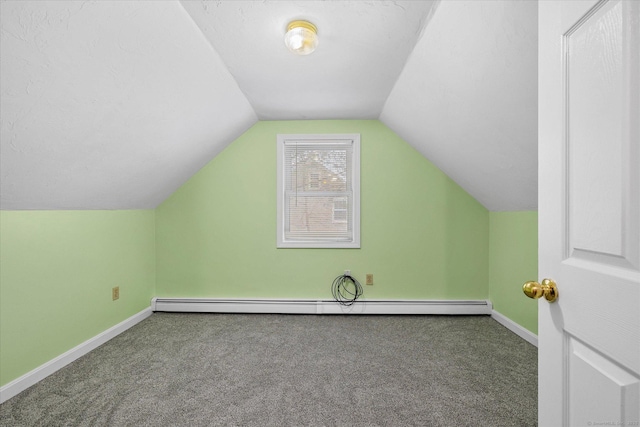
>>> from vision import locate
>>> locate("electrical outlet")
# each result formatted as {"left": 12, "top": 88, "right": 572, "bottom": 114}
{"left": 112, "top": 286, "right": 120, "bottom": 301}
{"left": 366, "top": 274, "right": 374, "bottom": 285}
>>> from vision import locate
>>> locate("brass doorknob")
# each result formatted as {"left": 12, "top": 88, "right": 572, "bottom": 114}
{"left": 523, "top": 279, "right": 558, "bottom": 302}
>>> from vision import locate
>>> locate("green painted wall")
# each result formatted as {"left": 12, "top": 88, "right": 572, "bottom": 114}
{"left": 156, "top": 120, "right": 489, "bottom": 300}
{"left": 489, "top": 211, "right": 538, "bottom": 334}
{"left": 0, "top": 121, "right": 538, "bottom": 390}
{"left": 0, "top": 210, "right": 155, "bottom": 386}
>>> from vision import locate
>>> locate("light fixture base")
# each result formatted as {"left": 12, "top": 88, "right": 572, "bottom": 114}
{"left": 287, "top": 20, "right": 317, "bottom": 34}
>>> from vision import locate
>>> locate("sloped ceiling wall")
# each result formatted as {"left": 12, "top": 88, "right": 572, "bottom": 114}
{"left": 381, "top": 0, "right": 538, "bottom": 211}
{"left": 0, "top": 0, "right": 537, "bottom": 211}
{"left": 0, "top": 1, "right": 257, "bottom": 209}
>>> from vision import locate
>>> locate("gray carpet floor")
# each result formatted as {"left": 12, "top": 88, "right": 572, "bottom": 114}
{"left": 0, "top": 313, "right": 537, "bottom": 426}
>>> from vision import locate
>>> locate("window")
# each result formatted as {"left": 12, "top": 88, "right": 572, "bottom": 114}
{"left": 332, "top": 197, "right": 348, "bottom": 223}
{"left": 277, "top": 134, "right": 360, "bottom": 248}
{"left": 308, "top": 172, "right": 320, "bottom": 189}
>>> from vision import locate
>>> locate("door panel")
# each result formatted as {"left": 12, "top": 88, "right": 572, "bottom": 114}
{"left": 539, "top": 0, "right": 640, "bottom": 426}
{"left": 566, "top": 0, "right": 640, "bottom": 269}
{"left": 568, "top": 337, "right": 640, "bottom": 426}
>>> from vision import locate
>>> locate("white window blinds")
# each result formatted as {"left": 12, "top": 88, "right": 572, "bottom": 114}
{"left": 277, "top": 134, "right": 360, "bottom": 248}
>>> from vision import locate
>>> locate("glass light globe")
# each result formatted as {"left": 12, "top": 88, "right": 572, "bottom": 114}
{"left": 284, "top": 21, "right": 318, "bottom": 55}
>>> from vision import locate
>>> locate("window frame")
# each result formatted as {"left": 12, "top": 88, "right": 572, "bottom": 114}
{"left": 276, "top": 133, "right": 360, "bottom": 248}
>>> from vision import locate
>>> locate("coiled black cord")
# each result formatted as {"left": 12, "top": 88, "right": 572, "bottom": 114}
{"left": 331, "top": 274, "right": 363, "bottom": 306}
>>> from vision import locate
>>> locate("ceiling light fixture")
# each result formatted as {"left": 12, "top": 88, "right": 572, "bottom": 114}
{"left": 284, "top": 20, "right": 318, "bottom": 55}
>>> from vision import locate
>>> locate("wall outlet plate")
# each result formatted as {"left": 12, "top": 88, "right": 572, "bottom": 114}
{"left": 366, "top": 274, "right": 374, "bottom": 285}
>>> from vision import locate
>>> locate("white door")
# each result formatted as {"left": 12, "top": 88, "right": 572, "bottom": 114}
{"left": 538, "top": 0, "right": 640, "bottom": 426}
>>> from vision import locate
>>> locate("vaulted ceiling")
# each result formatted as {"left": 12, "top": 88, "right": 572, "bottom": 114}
{"left": 0, "top": 0, "right": 537, "bottom": 211}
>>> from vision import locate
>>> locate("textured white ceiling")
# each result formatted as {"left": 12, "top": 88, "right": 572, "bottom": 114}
{"left": 381, "top": 0, "right": 538, "bottom": 211}
{"left": 0, "top": 0, "right": 257, "bottom": 209}
{"left": 180, "top": 0, "right": 437, "bottom": 120}
{"left": 1, "top": 0, "right": 538, "bottom": 211}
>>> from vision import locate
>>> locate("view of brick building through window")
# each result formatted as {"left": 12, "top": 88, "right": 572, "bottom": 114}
{"left": 286, "top": 148, "right": 351, "bottom": 239}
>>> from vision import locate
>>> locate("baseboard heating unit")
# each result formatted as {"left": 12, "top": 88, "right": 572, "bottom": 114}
{"left": 151, "top": 298, "right": 492, "bottom": 315}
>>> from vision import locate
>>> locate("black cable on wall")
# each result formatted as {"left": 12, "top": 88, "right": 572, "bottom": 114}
{"left": 331, "top": 273, "right": 363, "bottom": 306}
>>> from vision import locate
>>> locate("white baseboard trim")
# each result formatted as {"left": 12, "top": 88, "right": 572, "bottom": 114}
{"left": 491, "top": 310, "right": 538, "bottom": 347}
{"left": 0, "top": 307, "right": 152, "bottom": 404}
{"left": 151, "top": 298, "right": 493, "bottom": 315}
